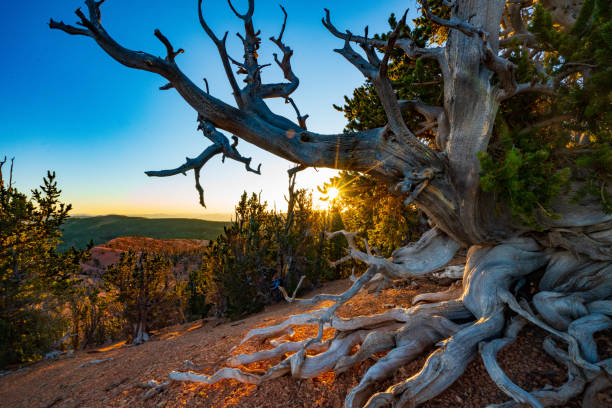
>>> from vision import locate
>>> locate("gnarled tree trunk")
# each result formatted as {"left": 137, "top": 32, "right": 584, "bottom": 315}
{"left": 51, "top": 0, "right": 610, "bottom": 406}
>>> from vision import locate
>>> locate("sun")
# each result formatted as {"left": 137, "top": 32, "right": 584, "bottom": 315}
{"left": 327, "top": 187, "right": 340, "bottom": 201}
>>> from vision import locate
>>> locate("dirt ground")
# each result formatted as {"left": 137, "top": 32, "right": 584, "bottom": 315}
{"left": 1, "top": 278, "right": 610, "bottom": 408}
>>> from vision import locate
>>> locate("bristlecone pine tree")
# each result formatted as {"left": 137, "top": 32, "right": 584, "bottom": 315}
{"left": 50, "top": 1, "right": 611, "bottom": 406}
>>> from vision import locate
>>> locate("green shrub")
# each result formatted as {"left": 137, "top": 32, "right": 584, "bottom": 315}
{"left": 195, "top": 184, "right": 342, "bottom": 320}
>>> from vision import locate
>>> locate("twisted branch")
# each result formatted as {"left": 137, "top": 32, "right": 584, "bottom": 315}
{"left": 198, "top": 0, "right": 242, "bottom": 105}
{"left": 145, "top": 116, "right": 261, "bottom": 207}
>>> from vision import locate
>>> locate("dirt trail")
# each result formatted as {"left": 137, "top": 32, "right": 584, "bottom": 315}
{"left": 0, "top": 279, "right": 607, "bottom": 408}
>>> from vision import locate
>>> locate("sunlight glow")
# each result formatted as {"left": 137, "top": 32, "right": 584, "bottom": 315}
{"left": 327, "top": 187, "right": 340, "bottom": 201}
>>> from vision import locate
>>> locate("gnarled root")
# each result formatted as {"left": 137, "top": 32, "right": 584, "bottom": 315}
{"left": 487, "top": 337, "right": 587, "bottom": 407}
{"left": 167, "top": 230, "right": 612, "bottom": 408}
{"left": 412, "top": 280, "right": 463, "bottom": 305}
{"left": 170, "top": 298, "right": 471, "bottom": 388}
{"left": 532, "top": 291, "right": 588, "bottom": 331}
{"left": 364, "top": 311, "right": 506, "bottom": 408}
{"left": 568, "top": 314, "right": 612, "bottom": 364}
{"left": 326, "top": 227, "right": 461, "bottom": 280}
{"left": 342, "top": 315, "right": 466, "bottom": 408}
{"left": 582, "top": 375, "right": 612, "bottom": 408}
{"left": 479, "top": 316, "right": 543, "bottom": 407}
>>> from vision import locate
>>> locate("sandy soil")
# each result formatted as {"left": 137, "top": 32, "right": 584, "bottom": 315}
{"left": 0, "top": 279, "right": 609, "bottom": 408}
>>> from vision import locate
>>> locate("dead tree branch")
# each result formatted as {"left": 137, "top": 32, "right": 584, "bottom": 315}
{"left": 50, "top": 0, "right": 453, "bottom": 211}
{"left": 145, "top": 116, "right": 261, "bottom": 207}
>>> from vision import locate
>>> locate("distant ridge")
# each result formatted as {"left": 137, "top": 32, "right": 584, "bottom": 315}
{"left": 59, "top": 214, "right": 229, "bottom": 251}
{"left": 70, "top": 212, "right": 232, "bottom": 222}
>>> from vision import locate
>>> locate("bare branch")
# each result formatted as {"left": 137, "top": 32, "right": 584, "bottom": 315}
{"left": 279, "top": 267, "right": 378, "bottom": 306}
{"left": 503, "top": 82, "right": 555, "bottom": 100}
{"left": 322, "top": 8, "right": 443, "bottom": 60}
{"left": 322, "top": 8, "right": 451, "bottom": 152}
{"left": 48, "top": 19, "right": 91, "bottom": 36}
{"left": 325, "top": 230, "right": 402, "bottom": 279}
{"left": 499, "top": 2, "right": 538, "bottom": 49}
{"left": 79, "top": 357, "right": 113, "bottom": 368}
{"left": 330, "top": 23, "right": 416, "bottom": 143}
{"left": 325, "top": 227, "right": 460, "bottom": 281}
{"left": 137, "top": 379, "right": 170, "bottom": 400}
{"left": 277, "top": 274, "right": 306, "bottom": 302}
{"left": 286, "top": 97, "right": 308, "bottom": 129}
{"left": 259, "top": 6, "right": 300, "bottom": 100}
{"left": 197, "top": 118, "right": 262, "bottom": 174}
{"left": 333, "top": 35, "right": 378, "bottom": 81}
{"left": 380, "top": 10, "right": 407, "bottom": 78}
{"left": 50, "top": 0, "right": 452, "bottom": 216}
{"left": 415, "top": 122, "right": 436, "bottom": 136}
{"left": 398, "top": 100, "right": 444, "bottom": 123}
{"left": 483, "top": 48, "right": 518, "bottom": 99}
{"left": 145, "top": 116, "right": 261, "bottom": 207}
{"left": 227, "top": 0, "right": 254, "bottom": 20}
{"left": 274, "top": 4, "right": 287, "bottom": 42}
{"left": 0, "top": 156, "right": 6, "bottom": 187}
{"left": 553, "top": 62, "right": 596, "bottom": 87}
{"left": 224, "top": 0, "right": 266, "bottom": 93}
{"left": 519, "top": 115, "right": 571, "bottom": 134}
{"left": 198, "top": 0, "right": 242, "bottom": 105}
{"left": 144, "top": 145, "right": 222, "bottom": 179}
{"left": 499, "top": 32, "right": 538, "bottom": 48}
{"left": 50, "top": 1, "right": 181, "bottom": 85}
{"left": 145, "top": 144, "right": 222, "bottom": 207}
{"left": 153, "top": 29, "right": 183, "bottom": 62}
{"left": 287, "top": 163, "right": 307, "bottom": 177}
{"left": 420, "top": 0, "right": 486, "bottom": 39}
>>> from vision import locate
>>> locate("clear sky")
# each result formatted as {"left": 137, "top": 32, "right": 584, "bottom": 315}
{"left": 0, "top": 0, "right": 416, "bottom": 220}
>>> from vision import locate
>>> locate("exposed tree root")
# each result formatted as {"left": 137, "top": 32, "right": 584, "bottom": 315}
{"left": 137, "top": 379, "right": 170, "bottom": 400}
{"left": 326, "top": 228, "right": 461, "bottom": 280}
{"left": 488, "top": 337, "right": 587, "bottom": 407}
{"left": 78, "top": 357, "right": 113, "bottom": 368}
{"left": 364, "top": 311, "right": 506, "bottom": 408}
{"left": 587, "top": 300, "right": 612, "bottom": 316}
{"left": 532, "top": 291, "right": 588, "bottom": 331}
{"left": 479, "top": 317, "right": 542, "bottom": 407}
{"left": 167, "top": 231, "right": 612, "bottom": 407}
{"left": 568, "top": 314, "right": 612, "bottom": 364}
{"left": 343, "top": 315, "right": 467, "bottom": 408}
{"left": 237, "top": 309, "right": 326, "bottom": 345}
{"left": 582, "top": 375, "right": 612, "bottom": 408}
{"left": 412, "top": 280, "right": 463, "bottom": 305}
{"left": 432, "top": 264, "right": 465, "bottom": 281}
{"left": 226, "top": 338, "right": 331, "bottom": 368}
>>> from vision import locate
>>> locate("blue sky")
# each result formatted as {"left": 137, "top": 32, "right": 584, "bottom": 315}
{"left": 0, "top": 0, "right": 417, "bottom": 219}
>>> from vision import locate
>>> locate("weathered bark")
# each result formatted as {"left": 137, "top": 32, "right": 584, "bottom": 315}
{"left": 49, "top": 0, "right": 609, "bottom": 245}
{"left": 50, "top": 0, "right": 611, "bottom": 407}
{"left": 168, "top": 232, "right": 610, "bottom": 407}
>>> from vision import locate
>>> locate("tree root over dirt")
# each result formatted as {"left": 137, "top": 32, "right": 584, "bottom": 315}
{"left": 168, "top": 228, "right": 612, "bottom": 407}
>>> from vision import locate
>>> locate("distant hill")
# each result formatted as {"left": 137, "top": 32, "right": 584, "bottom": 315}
{"left": 80, "top": 236, "right": 210, "bottom": 277}
{"left": 59, "top": 215, "right": 229, "bottom": 251}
